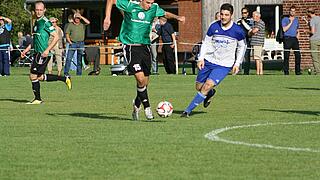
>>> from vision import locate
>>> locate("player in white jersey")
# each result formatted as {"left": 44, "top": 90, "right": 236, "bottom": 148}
{"left": 181, "top": 3, "right": 246, "bottom": 117}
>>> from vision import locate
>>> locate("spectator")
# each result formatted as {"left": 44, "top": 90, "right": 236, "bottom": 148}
{"left": 150, "top": 17, "right": 160, "bottom": 74}
{"left": 250, "top": 11, "right": 265, "bottom": 75}
{"left": 64, "top": 14, "right": 77, "bottom": 71}
{"left": 0, "top": 16, "right": 12, "bottom": 76}
{"left": 237, "top": 7, "right": 253, "bottom": 75}
{"left": 48, "top": 17, "right": 64, "bottom": 76}
{"left": 18, "top": 32, "right": 26, "bottom": 48}
{"left": 23, "top": 33, "right": 33, "bottom": 49}
{"left": 159, "top": 17, "right": 176, "bottom": 74}
{"left": 282, "top": 5, "right": 302, "bottom": 75}
{"left": 64, "top": 12, "right": 90, "bottom": 76}
{"left": 306, "top": 8, "right": 320, "bottom": 75}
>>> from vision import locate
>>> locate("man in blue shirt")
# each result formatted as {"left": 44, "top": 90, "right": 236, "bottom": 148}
{"left": 282, "top": 5, "right": 302, "bottom": 75}
{"left": 0, "top": 16, "right": 12, "bottom": 76}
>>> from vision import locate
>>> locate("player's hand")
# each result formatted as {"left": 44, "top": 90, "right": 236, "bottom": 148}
{"left": 177, "top": 16, "right": 185, "bottom": 24}
{"left": 20, "top": 51, "right": 26, "bottom": 58}
{"left": 197, "top": 59, "right": 204, "bottom": 70}
{"left": 232, "top": 65, "right": 240, "bottom": 75}
{"left": 42, "top": 50, "right": 49, "bottom": 57}
{"left": 103, "top": 16, "right": 111, "bottom": 31}
{"left": 170, "top": 44, "right": 174, "bottom": 49}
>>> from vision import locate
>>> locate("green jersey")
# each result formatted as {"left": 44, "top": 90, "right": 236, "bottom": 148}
{"left": 116, "top": 0, "right": 165, "bottom": 45}
{"left": 33, "top": 16, "right": 55, "bottom": 53}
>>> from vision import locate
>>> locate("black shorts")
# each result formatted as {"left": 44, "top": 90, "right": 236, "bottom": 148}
{"left": 124, "top": 45, "right": 152, "bottom": 76}
{"left": 30, "top": 53, "right": 51, "bottom": 75}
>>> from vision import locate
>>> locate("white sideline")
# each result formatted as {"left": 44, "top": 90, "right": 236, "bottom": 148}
{"left": 204, "top": 121, "right": 320, "bottom": 153}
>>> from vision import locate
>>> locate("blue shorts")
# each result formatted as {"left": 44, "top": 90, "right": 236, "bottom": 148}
{"left": 196, "top": 60, "right": 231, "bottom": 86}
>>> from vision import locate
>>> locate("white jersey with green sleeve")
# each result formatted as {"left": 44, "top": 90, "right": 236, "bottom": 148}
{"left": 116, "top": 0, "right": 165, "bottom": 45}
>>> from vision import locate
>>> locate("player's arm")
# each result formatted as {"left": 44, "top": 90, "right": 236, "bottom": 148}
{"left": 104, "top": 0, "right": 117, "bottom": 30}
{"left": 197, "top": 35, "right": 211, "bottom": 70}
{"left": 21, "top": 44, "right": 32, "bottom": 58}
{"left": 232, "top": 39, "right": 247, "bottom": 75}
{"left": 43, "top": 31, "right": 58, "bottom": 57}
{"left": 164, "top": 12, "right": 185, "bottom": 23}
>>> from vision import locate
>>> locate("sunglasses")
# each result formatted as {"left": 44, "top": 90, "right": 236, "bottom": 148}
{"left": 242, "top": 12, "right": 248, "bottom": 14}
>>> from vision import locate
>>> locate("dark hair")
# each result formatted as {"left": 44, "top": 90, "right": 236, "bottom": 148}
{"left": 289, "top": 5, "right": 296, "bottom": 10}
{"left": 307, "top": 8, "right": 315, "bottom": 14}
{"left": 241, "top": 7, "right": 249, "bottom": 12}
{"left": 35, "top": 1, "right": 46, "bottom": 8}
{"left": 220, "top": 3, "right": 234, "bottom": 15}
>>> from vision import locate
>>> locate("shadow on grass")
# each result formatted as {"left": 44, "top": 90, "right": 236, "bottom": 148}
{"left": 0, "top": 98, "right": 29, "bottom": 103}
{"left": 47, "top": 112, "right": 166, "bottom": 122}
{"left": 260, "top": 109, "right": 320, "bottom": 116}
{"left": 287, "top": 87, "right": 320, "bottom": 91}
{"left": 173, "top": 110, "right": 206, "bottom": 116}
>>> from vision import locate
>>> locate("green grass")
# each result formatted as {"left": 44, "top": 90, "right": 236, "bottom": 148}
{"left": 0, "top": 66, "right": 320, "bottom": 179}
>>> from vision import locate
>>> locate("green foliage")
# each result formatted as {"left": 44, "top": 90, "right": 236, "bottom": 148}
{"left": 0, "top": 0, "right": 62, "bottom": 45}
{"left": 1, "top": 66, "right": 320, "bottom": 179}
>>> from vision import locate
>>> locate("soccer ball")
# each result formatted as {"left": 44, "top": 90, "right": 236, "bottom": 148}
{"left": 156, "top": 101, "right": 173, "bottom": 118}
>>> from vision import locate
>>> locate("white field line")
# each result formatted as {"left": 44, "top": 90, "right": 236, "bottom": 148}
{"left": 204, "top": 121, "right": 320, "bottom": 153}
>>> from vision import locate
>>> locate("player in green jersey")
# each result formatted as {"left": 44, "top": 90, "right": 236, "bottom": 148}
{"left": 104, "top": 0, "right": 185, "bottom": 120}
{"left": 21, "top": 0, "right": 72, "bottom": 105}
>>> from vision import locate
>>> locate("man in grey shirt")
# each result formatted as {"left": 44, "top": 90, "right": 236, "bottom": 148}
{"left": 250, "top": 11, "right": 265, "bottom": 75}
{"left": 306, "top": 8, "right": 320, "bottom": 75}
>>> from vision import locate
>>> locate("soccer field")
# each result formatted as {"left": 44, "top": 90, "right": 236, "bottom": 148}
{"left": 1, "top": 66, "right": 320, "bottom": 179}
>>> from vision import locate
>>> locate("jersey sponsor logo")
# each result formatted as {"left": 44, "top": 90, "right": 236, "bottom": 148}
{"left": 133, "top": 64, "right": 141, "bottom": 71}
{"left": 138, "top": 12, "right": 145, "bottom": 20}
{"left": 131, "top": 18, "right": 150, "bottom": 24}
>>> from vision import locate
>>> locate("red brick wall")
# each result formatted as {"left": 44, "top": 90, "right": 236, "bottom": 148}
{"left": 178, "top": 1, "right": 202, "bottom": 52}
{"left": 283, "top": 0, "right": 320, "bottom": 70}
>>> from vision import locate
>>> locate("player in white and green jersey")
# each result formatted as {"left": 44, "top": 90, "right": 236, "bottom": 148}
{"left": 21, "top": 1, "right": 72, "bottom": 105}
{"left": 104, "top": 0, "right": 185, "bottom": 120}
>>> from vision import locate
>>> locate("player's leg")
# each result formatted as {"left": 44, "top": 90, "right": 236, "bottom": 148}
{"left": 182, "top": 63, "right": 230, "bottom": 117}
{"left": 181, "top": 62, "right": 211, "bottom": 117}
{"left": 182, "top": 81, "right": 214, "bottom": 117}
{"left": 26, "top": 73, "right": 43, "bottom": 104}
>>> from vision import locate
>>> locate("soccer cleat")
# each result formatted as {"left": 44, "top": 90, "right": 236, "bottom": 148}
{"left": 65, "top": 76, "right": 72, "bottom": 90}
{"left": 144, "top": 107, "right": 154, "bottom": 120}
{"left": 132, "top": 100, "right": 141, "bottom": 121}
{"left": 26, "top": 99, "right": 43, "bottom": 105}
{"left": 180, "top": 111, "right": 190, "bottom": 118}
{"left": 203, "top": 89, "right": 216, "bottom": 108}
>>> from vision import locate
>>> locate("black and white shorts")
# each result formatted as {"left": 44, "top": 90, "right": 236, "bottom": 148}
{"left": 30, "top": 52, "right": 51, "bottom": 75}
{"left": 124, "top": 45, "right": 152, "bottom": 76}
